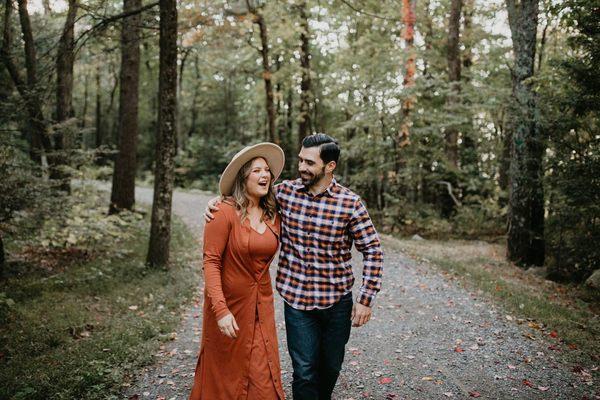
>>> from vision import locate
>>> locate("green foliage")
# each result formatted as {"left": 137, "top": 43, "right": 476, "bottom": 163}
{"left": 0, "top": 203, "right": 199, "bottom": 400}
{"left": 540, "top": 0, "right": 600, "bottom": 282}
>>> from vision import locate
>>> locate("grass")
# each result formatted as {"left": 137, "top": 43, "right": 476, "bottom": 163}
{"left": 384, "top": 236, "right": 600, "bottom": 363}
{"left": 0, "top": 207, "right": 200, "bottom": 400}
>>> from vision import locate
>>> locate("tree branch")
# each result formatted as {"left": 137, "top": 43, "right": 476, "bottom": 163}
{"left": 436, "top": 180, "right": 462, "bottom": 207}
{"left": 337, "top": 0, "right": 397, "bottom": 21}
{"left": 74, "top": 1, "right": 159, "bottom": 49}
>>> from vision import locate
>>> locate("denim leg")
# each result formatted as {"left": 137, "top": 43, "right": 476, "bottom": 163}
{"left": 284, "top": 302, "right": 321, "bottom": 400}
{"left": 317, "top": 293, "right": 353, "bottom": 400}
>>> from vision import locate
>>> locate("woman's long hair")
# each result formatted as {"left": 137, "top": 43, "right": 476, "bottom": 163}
{"left": 225, "top": 157, "right": 277, "bottom": 223}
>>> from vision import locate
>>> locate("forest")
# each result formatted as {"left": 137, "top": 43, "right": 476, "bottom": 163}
{"left": 0, "top": 0, "right": 598, "bottom": 398}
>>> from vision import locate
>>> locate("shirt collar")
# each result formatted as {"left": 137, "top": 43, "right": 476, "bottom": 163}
{"left": 295, "top": 177, "right": 338, "bottom": 198}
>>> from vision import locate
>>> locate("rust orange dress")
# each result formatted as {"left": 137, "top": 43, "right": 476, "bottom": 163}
{"left": 189, "top": 202, "right": 285, "bottom": 400}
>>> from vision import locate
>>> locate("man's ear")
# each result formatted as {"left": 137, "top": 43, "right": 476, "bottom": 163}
{"left": 326, "top": 161, "right": 337, "bottom": 173}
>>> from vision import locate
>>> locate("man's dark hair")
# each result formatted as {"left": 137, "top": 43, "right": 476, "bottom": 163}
{"left": 302, "top": 133, "right": 340, "bottom": 164}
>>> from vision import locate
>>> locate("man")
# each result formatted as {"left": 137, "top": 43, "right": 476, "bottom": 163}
{"left": 205, "top": 134, "right": 383, "bottom": 399}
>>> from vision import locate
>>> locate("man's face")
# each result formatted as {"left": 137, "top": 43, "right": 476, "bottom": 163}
{"left": 298, "top": 146, "right": 326, "bottom": 188}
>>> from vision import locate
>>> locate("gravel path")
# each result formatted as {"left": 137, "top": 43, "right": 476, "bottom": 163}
{"left": 94, "top": 183, "right": 597, "bottom": 400}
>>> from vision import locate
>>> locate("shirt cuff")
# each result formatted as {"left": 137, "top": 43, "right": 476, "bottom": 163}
{"left": 357, "top": 290, "right": 376, "bottom": 307}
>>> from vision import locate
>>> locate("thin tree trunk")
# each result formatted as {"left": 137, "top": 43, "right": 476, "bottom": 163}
{"left": 110, "top": 0, "right": 141, "bottom": 214}
{"left": 254, "top": 12, "right": 278, "bottom": 144}
{"left": 80, "top": 73, "right": 89, "bottom": 129}
{"left": 2, "top": 0, "right": 52, "bottom": 165}
{"left": 56, "top": 0, "right": 77, "bottom": 122}
{"left": 177, "top": 47, "right": 190, "bottom": 150}
{"left": 297, "top": 1, "right": 312, "bottom": 146}
{"left": 0, "top": 233, "right": 5, "bottom": 278}
{"left": 147, "top": 0, "right": 178, "bottom": 268}
{"left": 54, "top": 0, "right": 77, "bottom": 191}
{"left": 95, "top": 65, "right": 103, "bottom": 148}
{"left": 445, "top": 0, "right": 462, "bottom": 167}
{"left": 459, "top": 0, "right": 478, "bottom": 173}
{"left": 187, "top": 53, "right": 199, "bottom": 137}
{"left": 506, "top": 0, "right": 544, "bottom": 266}
{"left": 42, "top": 0, "right": 51, "bottom": 15}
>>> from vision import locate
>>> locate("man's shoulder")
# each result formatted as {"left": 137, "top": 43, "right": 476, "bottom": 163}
{"left": 276, "top": 178, "right": 302, "bottom": 193}
{"left": 333, "top": 180, "right": 361, "bottom": 203}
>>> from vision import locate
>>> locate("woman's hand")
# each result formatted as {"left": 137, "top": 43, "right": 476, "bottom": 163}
{"left": 217, "top": 313, "right": 239, "bottom": 338}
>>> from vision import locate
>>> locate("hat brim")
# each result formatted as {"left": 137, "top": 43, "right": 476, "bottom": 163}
{"left": 219, "top": 143, "right": 285, "bottom": 196}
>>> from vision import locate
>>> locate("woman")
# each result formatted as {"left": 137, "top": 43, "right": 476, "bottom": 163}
{"left": 189, "top": 143, "right": 286, "bottom": 400}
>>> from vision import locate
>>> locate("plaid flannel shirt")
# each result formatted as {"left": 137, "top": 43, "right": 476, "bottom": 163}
{"left": 274, "top": 178, "right": 383, "bottom": 310}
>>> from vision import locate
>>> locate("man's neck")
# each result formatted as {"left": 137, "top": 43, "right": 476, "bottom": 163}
{"left": 308, "top": 175, "right": 333, "bottom": 196}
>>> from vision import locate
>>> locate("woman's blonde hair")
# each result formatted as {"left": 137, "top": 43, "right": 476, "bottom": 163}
{"left": 224, "top": 157, "right": 277, "bottom": 223}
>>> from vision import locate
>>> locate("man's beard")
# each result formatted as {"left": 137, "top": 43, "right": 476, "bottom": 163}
{"left": 300, "top": 166, "right": 326, "bottom": 188}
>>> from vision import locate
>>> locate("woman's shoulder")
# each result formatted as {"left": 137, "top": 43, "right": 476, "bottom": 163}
{"left": 217, "top": 198, "right": 239, "bottom": 220}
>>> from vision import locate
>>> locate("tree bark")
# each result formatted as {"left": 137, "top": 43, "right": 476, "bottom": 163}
{"left": 0, "top": 233, "right": 5, "bottom": 278}
{"left": 397, "top": 0, "right": 416, "bottom": 152}
{"left": 80, "top": 73, "right": 89, "bottom": 129}
{"left": 95, "top": 64, "right": 103, "bottom": 148}
{"left": 53, "top": 0, "right": 77, "bottom": 191}
{"left": 56, "top": 0, "right": 77, "bottom": 122}
{"left": 110, "top": 0, "right": 141, "bottom": 214}
{"left": 254, "top": 12, "right": 278, "bottom": 144}
{"left": 297, "top": 1, "right": 312, "bottom": 146}
{"left": 1, "top": 0, "right": 52, "bottom": 165}
{"left": 445, "top": 0, "right": 462, "bottom": 167}
{"left": 459, "top": 0, "right": 478, "bottom": 173}
{"left": 505, "top": 0, "right": 544, "bottom": 266}
{"left": 147, "top": 0, "right": 177, "bottom": 268}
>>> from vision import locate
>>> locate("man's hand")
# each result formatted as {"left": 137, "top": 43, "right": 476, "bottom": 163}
{"left": 351, "top": 303, "right": 372, "bottom": 327}
{"left": 217, "top": 313, "right": 239, "bottom": 338}
{"left": 204, "top": 197, "right": 221, "bottom": 222}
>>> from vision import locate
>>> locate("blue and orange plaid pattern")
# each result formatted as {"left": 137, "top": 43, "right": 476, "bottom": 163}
{"left": 274, "top": 178, "right": 384, "bottom": 310}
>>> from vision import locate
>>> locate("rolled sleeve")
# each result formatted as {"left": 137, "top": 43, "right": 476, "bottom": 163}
{"left": 349, "top": 198, "right": 384, "bottom": 307}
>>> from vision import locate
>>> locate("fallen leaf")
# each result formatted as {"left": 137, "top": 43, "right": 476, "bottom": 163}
{"left": 454, "top": 346, "right": 465, "bottom": 353}
{"left": 379, "top": 377, "right": 393, "bottom": 384}
{"left": 507, "top": 365, "right": 517, "bottom": 370}
{"left": 443, "top": 392, "right": 454, "bottom": 397}
{"left": 522, "top": 379, "right": 534, "bottom": 387}
{"left": 469, "top": 391, "right": 481, "bottom": 397}
{"left": 549, "top": 330, "right": 558, "bottom": 338}
{"left": 128, "top": 305, "right": 138, "bottom": 310}
{"left": 538, "top": 386, "right": 549, "bottom": 391}
{"left": 421, "top": 376, "right": 434, "bottom": 381}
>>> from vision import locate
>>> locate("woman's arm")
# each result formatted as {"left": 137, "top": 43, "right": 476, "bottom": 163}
{"left": 202, "top": 207, "right": 232, "bottom": 321}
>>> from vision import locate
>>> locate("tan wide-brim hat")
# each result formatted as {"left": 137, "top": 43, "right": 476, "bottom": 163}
{"left": 219, "top": 142, "right": 285, "bottom": 196}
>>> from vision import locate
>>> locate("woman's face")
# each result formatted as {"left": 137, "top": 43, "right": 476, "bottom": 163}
{"left": 245, "top": 157, "right": 272, "bottom": 199}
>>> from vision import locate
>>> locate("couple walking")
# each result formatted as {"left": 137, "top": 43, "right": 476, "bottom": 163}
{"left": 189, "top": 134, "right": 384, "bottom": 399}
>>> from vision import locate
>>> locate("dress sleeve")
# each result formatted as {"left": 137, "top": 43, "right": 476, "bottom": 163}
{"left": 202, "top": 206, "right": 233, "bottom": 320}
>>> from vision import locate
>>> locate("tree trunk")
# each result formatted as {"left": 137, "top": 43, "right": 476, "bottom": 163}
{"left": 459, "top": 0, "right": 478, "bottom": 173}
{"left": 147, "top": 0, "right": 178, "bottom": 268}
{"left": 397, "top": 0, "right": 416, "bottom": 152}
{"left": 0, "top": 233, "right": 5, "bottom": 278}
{"left": 110, "top": 0, "right": 141, "bottom": 214}
{"left": 297, "top": 1, "right": 312, "bottom": 146}
{"left": 95, "top": 65, "right": 103, "bottom": 148}
{"left": 254, "top": 12, "right": 278, "bottom": 144}
{"left": 445, "top": 0, "right": 462, "bottom": 167}
{"left": 56, "top": 0, "right": 77, "bottom": 122}
{"left": 505, "top": 0, "right": 544, "bottom": 267}
{"left": 2, "top": 0, "right": 52, "bottom": 165}
{"left": 53, "top": 0, "right": 77, "bottom": 192}
{"left": 80, "top": 73, "right": 89, "bottom": 129}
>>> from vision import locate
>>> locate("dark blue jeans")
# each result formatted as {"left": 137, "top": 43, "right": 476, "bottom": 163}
{"left": 284, "top": 292, "right": 353, "bottom": 400}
